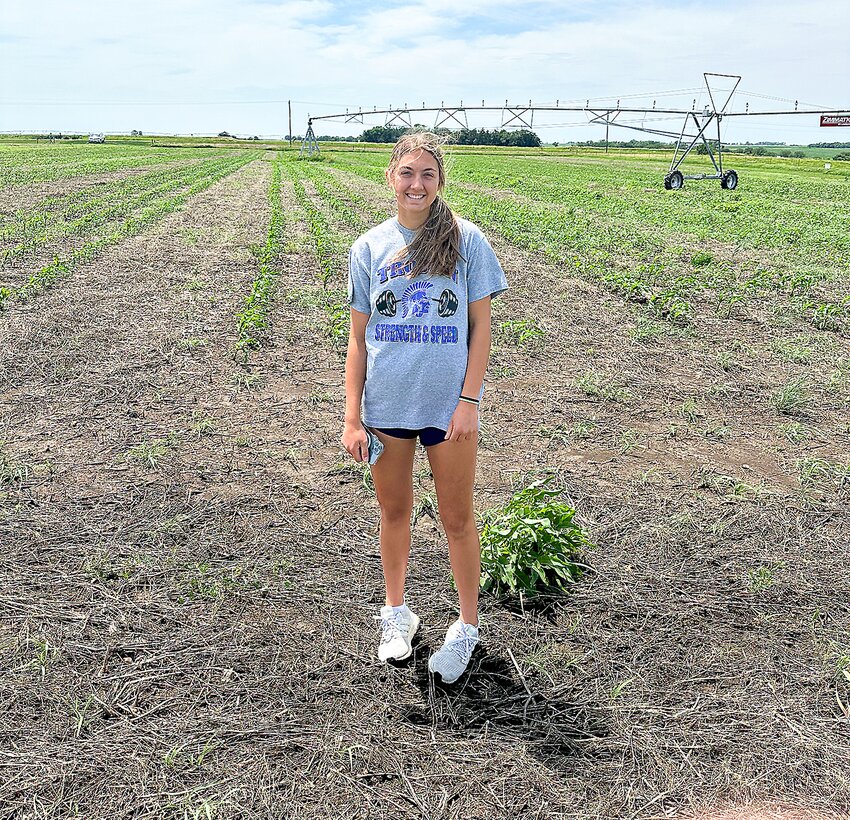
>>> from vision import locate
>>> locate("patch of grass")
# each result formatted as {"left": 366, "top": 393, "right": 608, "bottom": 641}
{"left": 773, "top": 338, "right": 814, "bottom": 365}
{"left": 697, "top": 468, "right": 765, "bottom": 501}
{"left": 179, "top": 562, "right": 256, "bottom": 602}
{"left": 163, "top": 738, "right": 220, "bottom": 770}
{"left": 327, "top": 460, "right": 373, "bottom": 493}
{"left": 574, "top": 370, "right": 630, "bottom": 402}
{"left": 715, "top": 350, "right": 734, "bottom": 371}
{"left": 24, "top": 637, "right": 57, "bottom": 680}
{"left": 125, "top": 432, "right": 179, "bottom": 469}
{"left": 747, "top": 563, "right": 785, "bottom": 593}
{"left": 609, "top": 677, "right": 634, "bottom": 701}
{"left": 0, "top": 442, "right": 30, "bottom": 485}
{"left": 702, "top": 423, "right": 729, "bottom": 440}
{"left": 779, "top": 421, "right": 810, "bottom": 443}
{"left": 690, "top": 251, "right": 713, "bottom": 267}
{"left": 617, "top": 429, "right": 645, "bottom": 454}
{"left": 412, "top": 492, "right": 437, "bottom": 526}
{"left": 808, "top": 300, "right": 847, "bottom": 332}
{"left": 479, "top": 479, "right": 592, "bottom": 595}
{"left": 797, "top": 456, "right": 850, "bottom": 499}
{"left": 190, "top": 412, "right": 216, "bottom": 438}
{"left": 70, "top": 694, "right": 97, "bottom": 738}
{"left": 176, "top": 336, "right": 207, "bottom": 352}
{"left": 772, "top": 376, "right": 809, "bottom": 416}
{"left": 185, "top": 278, "right": 209, "bottom": 292}
{"left": 629, "top": 318, "right": 665, "bottom": 342}
{"left": 306, "top": 389, "right": 333, "bottom": 407}
{"left": 232, "top": 372, "right": 262, "bottom": 390}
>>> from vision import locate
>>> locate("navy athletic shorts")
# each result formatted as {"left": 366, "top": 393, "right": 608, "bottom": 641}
{"left": 376, "top": 427, "right": 447, "bottom": 447}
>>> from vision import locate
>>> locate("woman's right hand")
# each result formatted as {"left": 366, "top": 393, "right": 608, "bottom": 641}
{"left": 342, "top": 421, "right": 369, "bottom": 463}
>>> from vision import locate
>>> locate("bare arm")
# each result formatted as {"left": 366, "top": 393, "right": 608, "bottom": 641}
{"left": 462, "top": 296, "right": 492, "bottom": 398}
{"left": 446, "top": 296, "right": 492, "bottom": 441}
{"left": 342, "top": 308, "right": 370, "bottom": 461}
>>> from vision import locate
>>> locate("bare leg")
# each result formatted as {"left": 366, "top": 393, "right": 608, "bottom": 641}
{"left": 369, "top": 431, "right": 417, "bottom": 607}
{"left": 426, "top": 434, "right": 479, "bottom": 625}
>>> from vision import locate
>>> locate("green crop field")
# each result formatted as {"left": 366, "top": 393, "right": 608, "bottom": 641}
{"left": 1, "top": 140, "right": 848, "bottom": 819}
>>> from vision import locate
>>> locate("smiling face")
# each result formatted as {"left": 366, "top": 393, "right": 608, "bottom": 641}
{"left": 386, "top": 148, "right": 442, "bottom": 230}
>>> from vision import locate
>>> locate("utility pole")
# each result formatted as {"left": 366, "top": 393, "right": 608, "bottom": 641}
{"left": 288, "top": 100, "right": 292, "bottom": 148}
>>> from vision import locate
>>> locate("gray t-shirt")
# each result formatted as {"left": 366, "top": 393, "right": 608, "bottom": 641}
{"left": 348, "top": 216, "right": 508, "bottom": 430}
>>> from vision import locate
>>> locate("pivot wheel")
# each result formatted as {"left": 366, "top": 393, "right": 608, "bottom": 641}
{"left": 721, "top": 169, "right": 738, "bottom": 190}
{"left": 664, "top": 170, "right": 684, "bottom": 190}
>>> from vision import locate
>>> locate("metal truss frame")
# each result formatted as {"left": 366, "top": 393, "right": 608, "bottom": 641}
{"left": 299, "top": 74, "right": 849, "bottom": 188}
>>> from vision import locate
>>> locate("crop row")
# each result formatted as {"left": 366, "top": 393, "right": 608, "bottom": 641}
{"left": 0, "top": 153, "right": 258, "bottom": 309}
{"left": 295, "top": 161, "right": 386, "bottom": 231}
{"left": 0, "top": 144, "right": 232, "bottom": 188}
{"left": 335, "top": 149, "right": 850, "bottom": 265}
{"left": 0, "top": 157, "right": 211, "bottom": 234}
{"left": 283, "top": 161, "right": 348, "bottom": 287}
{"left": 234, "top": 158, "right": 285, "bottom": 357}
{"left": 331, "top": 152, "right": 849, "bottom": 333}
{"left": 2, "top": 156, "right": 247, "bottom": 265}
{"left": 281, "top": 160, "right": 355, "bottom": 346}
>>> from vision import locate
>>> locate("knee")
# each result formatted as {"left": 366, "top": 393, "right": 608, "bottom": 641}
{"left": 378, "top": 498, "right": 413, "bottom": 526}
{"left": 439, "top": 507, "right": 476, "bottom": 541}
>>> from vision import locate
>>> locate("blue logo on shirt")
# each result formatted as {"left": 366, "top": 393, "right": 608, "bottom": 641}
{"left": 401, "top": 281, "right": 433, "bottom": 318}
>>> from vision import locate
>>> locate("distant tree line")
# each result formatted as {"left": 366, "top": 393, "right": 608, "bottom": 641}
{"left": 808, "top": 142, "right": 850, "bottom": 148}
{"left": 570, "top": 138, "right": 670, "bottom": 149}
{"left": 358, "top": 125, "right": 540, "bottom": 146}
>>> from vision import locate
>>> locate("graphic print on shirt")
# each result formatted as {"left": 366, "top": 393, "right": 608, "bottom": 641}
{"left": 374, "top": 287, "right": 458, "bottom": 320}
{"left": 373, "top": 282, "right": 460, "bottom": 346}
{"left": 401, "top": 281, "right": 433, "bottom": 318}
{"left": 376, "top": 258, "right": 459, "bottom": 285}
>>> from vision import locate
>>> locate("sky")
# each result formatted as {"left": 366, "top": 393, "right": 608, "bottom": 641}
{"left": 2, "top": 0, "right": 849, "bottom": 145}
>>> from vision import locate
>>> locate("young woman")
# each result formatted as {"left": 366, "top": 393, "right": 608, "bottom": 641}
{"left": 342, "top": 132, "right": 507, "bottom": 684}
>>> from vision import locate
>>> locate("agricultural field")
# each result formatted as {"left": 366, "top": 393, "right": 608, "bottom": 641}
{"left": 0, "top": 139, "right": 848, "bottom": 820}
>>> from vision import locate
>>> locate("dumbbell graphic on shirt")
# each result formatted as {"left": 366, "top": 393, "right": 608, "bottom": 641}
{"left": 376, "top": 281, "right": 458, "bottom": 319}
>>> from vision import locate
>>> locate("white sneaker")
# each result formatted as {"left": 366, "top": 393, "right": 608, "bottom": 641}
{"left": 376, "top": 604, "right": 420, "bottom": 662}
{"left": 428, "top": 619, "right": 479, "bottom": 683}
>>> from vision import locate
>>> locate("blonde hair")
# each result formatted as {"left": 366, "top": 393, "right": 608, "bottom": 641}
{"left": 387, "top": 132, "right": 461, "bottom": 279}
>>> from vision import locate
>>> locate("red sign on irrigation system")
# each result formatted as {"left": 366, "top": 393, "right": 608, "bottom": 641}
{"left": 820, "top": 114, "right": 850, "bottom": 127}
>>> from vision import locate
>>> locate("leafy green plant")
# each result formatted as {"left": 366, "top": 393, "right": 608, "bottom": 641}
{"left": 479, "top": 480, "right": 592, "bottom": 595}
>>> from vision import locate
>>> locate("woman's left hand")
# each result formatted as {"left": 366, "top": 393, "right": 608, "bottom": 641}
{"left": 445, "top": 401, "right": 479, "bottom": 442}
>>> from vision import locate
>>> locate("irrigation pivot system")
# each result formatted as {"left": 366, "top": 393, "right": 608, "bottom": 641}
{"left": 301, "top": 73, "right": 850, "bottom": 190}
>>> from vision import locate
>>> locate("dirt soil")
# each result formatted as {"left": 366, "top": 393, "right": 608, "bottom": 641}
{"left": 1, "top": 156, "right": 848, "bottom": 820}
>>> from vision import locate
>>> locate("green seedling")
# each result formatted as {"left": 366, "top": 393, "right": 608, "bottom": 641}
{"left": 498, "top": 318, "right": 544, "bottom": 346}
{"left": 779, "top": 421, "right": 810, "bottom": 443}
{"left": 678, "top": 398, "right": 704, "bottom": 423}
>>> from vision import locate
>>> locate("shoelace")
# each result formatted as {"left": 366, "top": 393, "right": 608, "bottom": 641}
{"left": 375, "top": 612, "right": 405, "bottom": 643}
{"left": 444, "top": 627, "right": 477, "bottom": 661}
